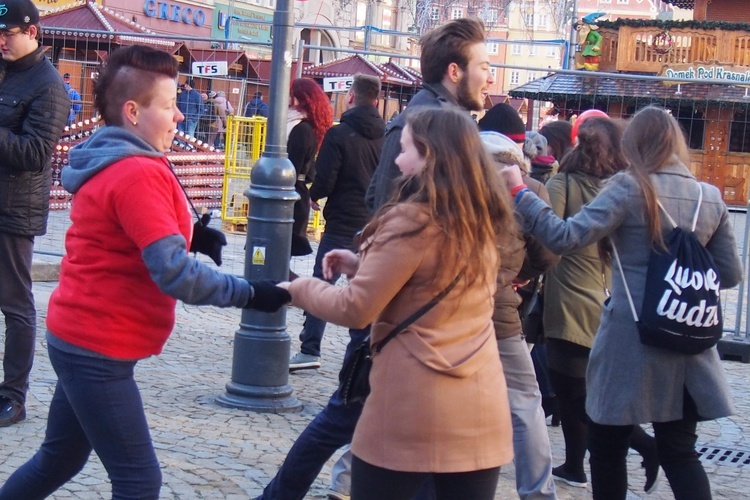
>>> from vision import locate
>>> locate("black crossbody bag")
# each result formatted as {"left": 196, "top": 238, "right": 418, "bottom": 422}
{"left": 338, "top": 273, "right": 462, "bottom": 405}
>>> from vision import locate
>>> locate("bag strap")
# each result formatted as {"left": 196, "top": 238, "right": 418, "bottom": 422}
{"left": 656, "top": 183, "right": 704, "bottom": 232}
{"left": 611, "top": 240, "right": 639, "bottom": 323}
{"left": 371, "top": 273, "right": 463, "bottom": 354}
{"left": 612, "top": 182, "right": 705, "bottom": 324}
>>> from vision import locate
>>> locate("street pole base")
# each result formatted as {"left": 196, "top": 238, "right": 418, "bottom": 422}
{"left": 718, "top": 337, "right": 750, "bottom": 364}
{"left": 216, "top": 381, "right": 302, "bottom": 413}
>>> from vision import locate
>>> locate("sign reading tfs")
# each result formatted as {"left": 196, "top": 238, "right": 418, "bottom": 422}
{"left": 192, "top": 61, "right": 229, "bottom": 76}
{"left": 323, "top": 76, "right": 354, "bottom": 93}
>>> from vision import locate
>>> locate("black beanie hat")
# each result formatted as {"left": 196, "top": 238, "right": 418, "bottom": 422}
{"left": 478, "top": 103, "right": 526, "bottom": 143}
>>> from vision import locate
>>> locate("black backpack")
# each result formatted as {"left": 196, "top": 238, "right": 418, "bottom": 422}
{"left": 613, "top": 184, "right": 722, "bottom": 355}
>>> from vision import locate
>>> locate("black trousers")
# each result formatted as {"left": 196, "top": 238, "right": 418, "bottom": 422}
{"left": 0, "top": 232, "right": 36, "bottom": 404}
{"left": 588, "top": 391, "right": 711, "bottom": 500}
{"left": 351, "top": 455, "right": 500, "bottom": 500}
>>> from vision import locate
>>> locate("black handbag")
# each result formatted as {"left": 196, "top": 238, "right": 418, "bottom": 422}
{"left": 337, "top": 274, "right": 462, "bottom": 405}
{"left": 521, "top": 278, "right": 545, "bottom": 344}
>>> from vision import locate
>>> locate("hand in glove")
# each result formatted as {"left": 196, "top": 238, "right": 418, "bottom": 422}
{"left": 190, "top": 213, "right": 227, "bottom": 266}
{"left": 246, "top": 280, "right": 292, "bottom": 312}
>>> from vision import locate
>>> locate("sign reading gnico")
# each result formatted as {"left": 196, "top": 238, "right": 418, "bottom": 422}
{"left": 143, "top": 0, "right": 206, "bottom": 27}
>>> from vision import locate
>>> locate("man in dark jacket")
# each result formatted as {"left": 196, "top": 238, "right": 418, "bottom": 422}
{"left": 244, "top": 91, "right": 268, "bottom": 117}
{"left": 176, "top": 78, "right": 205, "bottom": 137}
{"left": 0, "top": 0, "right": 70, "bottom": 427}
{"left": 289, "top": 73, "right": 384, "bottom": 371}
{"left": 365, "top": 17, "right": 494, "bottom": 213}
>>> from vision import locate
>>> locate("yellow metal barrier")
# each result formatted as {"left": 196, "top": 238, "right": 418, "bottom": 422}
{"left": 221, "top": 114, "right": 325, "bottom": 237}
{"left": 222, "top": 115, "right": 266, "bottom": 230}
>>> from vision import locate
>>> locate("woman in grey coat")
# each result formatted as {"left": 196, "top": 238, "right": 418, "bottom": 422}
{"left": 502, "top": 106, "right": 743, "bottom": 500}
{"left": 544, "top": 117, "right": 659, "bottom": 493}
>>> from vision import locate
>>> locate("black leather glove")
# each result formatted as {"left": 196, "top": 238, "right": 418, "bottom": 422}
{"left": 246, "top": 280, "right": 291, "bottom": 312}
{"left": 190, "top": 214, "right": 227, "bottom": 266}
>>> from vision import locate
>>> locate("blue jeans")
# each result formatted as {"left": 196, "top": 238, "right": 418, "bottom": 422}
{"left": 498, "top": 334, "right": 556, "bottom": 499}
{"left": 0, "top": 343, "right": 162, "bottom": 500}
{"left": 258, "top": 326, "right": 369, "bottom": 500}
{"left": 299, "top": 232, "right": 356, "bottom": 357}
{"left": 0, "top": 233, "right": 35, "bottom": 405}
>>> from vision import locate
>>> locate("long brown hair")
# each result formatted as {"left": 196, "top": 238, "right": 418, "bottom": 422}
{"left": 360, "top": 107, "right": 515, "bottom": 286}
{"left": 622, "top": 106, "right": 690, "bottom": 249}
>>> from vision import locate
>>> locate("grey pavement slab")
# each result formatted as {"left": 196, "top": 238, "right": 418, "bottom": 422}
{"left": 1, "top": 209, "right": 750, "bottom": 498}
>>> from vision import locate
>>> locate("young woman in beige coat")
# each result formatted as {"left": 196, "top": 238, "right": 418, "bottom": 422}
{"left": 281, "top": 107, "right": 515, "bottom": 499}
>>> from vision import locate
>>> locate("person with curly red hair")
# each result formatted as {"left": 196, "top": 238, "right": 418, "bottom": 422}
{"left": 288, "top": 78, "right": 333, "bottom": 256}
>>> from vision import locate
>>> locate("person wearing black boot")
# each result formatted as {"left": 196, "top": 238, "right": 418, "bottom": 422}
{"left": 531, "top": 115, "right": 661, "bottom": 493}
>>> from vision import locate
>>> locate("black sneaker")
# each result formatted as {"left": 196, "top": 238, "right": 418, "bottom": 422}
{"left": 0, "top": 396, "right": 25, "bottom": 427}
{"left": 552, "top": 465, "right": 587, "bottom": 488}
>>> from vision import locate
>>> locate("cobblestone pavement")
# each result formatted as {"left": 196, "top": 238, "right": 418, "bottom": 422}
{"left": 2, "top": 211, "right": 750, "bottom": 499}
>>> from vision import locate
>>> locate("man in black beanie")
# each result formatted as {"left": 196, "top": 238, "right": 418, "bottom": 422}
{"left": 0, "top": 0, "right": 70, "bottom": 426}
{"left": 478, "top": 102, "right": 527, "bottom": 144}
{"left": 365, "top": 17, "right": 494, "bottom": 212}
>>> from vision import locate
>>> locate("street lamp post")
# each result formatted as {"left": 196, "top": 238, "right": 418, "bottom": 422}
{"left": 567, "top": 0, "right": 579, "bottom": 70}
{"left": 216, "top": 0, "right": 301, "bottom": 413}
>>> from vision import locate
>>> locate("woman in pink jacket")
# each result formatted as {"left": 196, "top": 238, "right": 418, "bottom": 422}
{"left": 281, "top": 107, "right": 515, "bottom": 499}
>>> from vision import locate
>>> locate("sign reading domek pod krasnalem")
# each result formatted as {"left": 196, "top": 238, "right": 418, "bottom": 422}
{"left": 660, "top": 63, "right": 750, "bottom": 83}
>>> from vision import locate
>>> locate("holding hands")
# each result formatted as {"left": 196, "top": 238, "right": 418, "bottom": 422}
{"left": 246, "top": 280, "right": 291, "bottom": 312}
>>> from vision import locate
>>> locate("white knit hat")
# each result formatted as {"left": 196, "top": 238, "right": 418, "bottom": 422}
{"left": 480, "top": 131, "right": 526, "bottom": 168}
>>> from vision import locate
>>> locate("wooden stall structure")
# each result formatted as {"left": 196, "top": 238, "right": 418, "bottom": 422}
{"left": 509, "top": 0, "right": 750, "bottom": 206}
{"left": 300, "top": 54, "right": 421, "bottom": 121}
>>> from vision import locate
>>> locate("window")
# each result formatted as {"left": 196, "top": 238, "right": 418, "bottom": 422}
{"left": 616, "top": 0, "right": 628, "bottom": 4}
{"left": 511, "top": 44, "right": 522, "bottom": 56}
{"left": 451, "top": 8, "right": 462, "bottom": 20}
{"left": 355, "top": 3, "right": 367, "bottom": 41}
{"left": 510, "top": 71, "right": 520, "bottom": 85}
{"left": 487, "top": 42, "right": 499, "bottom": 55}
{"left": 490, "top": 67, "right": 497, "bottom": 80}
{"left": 524, "top": 13, "right": 534, "bottom": 26}
{"left": 600, "top": 0, "right": 612, "bottom": 3}
{"left": 547, "top": 46, "right": 558, "bottom": 58}
{"left": 484, "top": 9, "right": 498, "bottom": 24}
{"left": 430, "top": 6, "right": 440, "bottom": 22}
{"left": 527, "top": 71, "right": 537, "bottom": 82}
{"left": 668, "top": 105, "right": 705, "bottom": 151}
{"left": 537, "top": 14, "right": 548, "bottom": 29}
{"left": 529, "top": 45, "right": 537, "bottom": 56}
{"left": 729, "top": 109, "right": 750, "bottom": 153}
